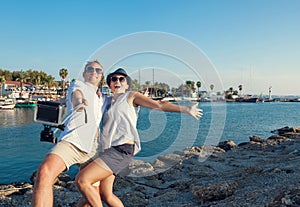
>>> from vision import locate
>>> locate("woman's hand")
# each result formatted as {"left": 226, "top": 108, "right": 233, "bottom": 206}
{"left": 187, "top": 103, "right": 203, "bottom": 120}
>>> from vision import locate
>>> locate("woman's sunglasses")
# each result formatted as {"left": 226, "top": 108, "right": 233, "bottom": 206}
{"left": 111, "top": 76, "right": 126, "bottom": 83}
{"left": 85, "top": 66, "right": 103, "bottom": 74}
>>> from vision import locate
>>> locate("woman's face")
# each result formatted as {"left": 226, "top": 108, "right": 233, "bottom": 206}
{"left": 109, "top": 74, "right": 128, "bottom": 93}
{"left": 83, "top": 62, "right": 103, "bottom": 86}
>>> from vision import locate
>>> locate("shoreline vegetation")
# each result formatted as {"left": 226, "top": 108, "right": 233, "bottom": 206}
{"left": 1, "top": 69, "right": 300, "bottom": 104}
{"left": 1, "top": 126, "right": 300, "bottom": 206}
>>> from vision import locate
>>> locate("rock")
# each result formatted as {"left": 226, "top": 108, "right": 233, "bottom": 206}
{"left": 283, "top": 132, "right": 300, "bottom": 139}
{"left": 218, "top": 140, "right": 237, "bottom": 151}
{"left": 249, "top": 135, "right": 266, "bottom": 143}
{"left": 2, "top": 126, "right": 300, "bottom": 207}
{"left": 30, "top": 171, "right": 72, "bottom": 187}
{"left": 271, "top": 126, "right": 300, "bottom": 136}
{"left": 121, "top": 191, "right": 149, "bottom": 207}
{"left": 271, "top": 126, "right": 295, "bottom": 135}
{"left": 153, "top": 153, "right": 183, "bottom": 169}
{"left": 192, "top": 180, "right": 239, "bottom": 202}
{"left": 268, "top": 187, "right": 300, "bottom": 206}
{"left": 128, "top": 160, "right": 155, "bottom": 177}
{"left": 267, "top": 134, "right": 289, "bottom": 144}
{"left": 295, "top": 126, "right": 300, "bottom": 133}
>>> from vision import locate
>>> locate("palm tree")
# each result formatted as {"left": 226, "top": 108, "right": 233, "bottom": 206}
{"left": 0, "top": 75, "right": 5, "bottom": 97}
{"left": 225, "top": 87, "right": 234, "bottom": 99}
{"left": 154, "top": 82, "right": 160, "bottom": 97}
{"left": 186, "top": 80, "right": 195, "bottom": 97}
{"left": 159, "top": 82, "right": 170, "bottom": 97}
{"left": 196, "top": 81, "right": 201, "bottom": 98}
{"left": 35, "top": 75, "right": 41, "bottom": 86}
{"left": 238, "top": 85, "right": 243, "bottom": 96}
{"left": 44, "top": 75, "right": 56, "bottom": 99}
{"left": 0, "top": 69, "right": 12, "bottom": 81}
{"left": 59, "top": 68, "right": 68, "bottom": 97}
{"left": 16, "top": 70, "right": 30, "bottom": 97}
{"left": 130, "top": 79, "right": 140, "bottom": 91}
{"left": 171, "top": 87, "right": 176, "bottom": 96}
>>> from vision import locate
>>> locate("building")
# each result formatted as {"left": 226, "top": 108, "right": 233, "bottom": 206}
{"left": 1, "top": 81, "right": 34, "bottom": 98}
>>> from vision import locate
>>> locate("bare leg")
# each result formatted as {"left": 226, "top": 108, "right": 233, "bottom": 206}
{"left": 32, "top": 154, "right": 67, "bottom": 207}
{"left": 76, "top": 197, "right": 90, "bottom": 207}
{"left": 76, "top": 184, "right": 100, "bottom": 207}
{"left": 101, "top": 175, "right": 124, "bottom": 207}
{"left": 76, "top": 158, "right": 113, "bottom": 207}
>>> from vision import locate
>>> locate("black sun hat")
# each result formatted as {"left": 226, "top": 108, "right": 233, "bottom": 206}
{"left": 106, "top": 68, "right": 132, "bottom": 88}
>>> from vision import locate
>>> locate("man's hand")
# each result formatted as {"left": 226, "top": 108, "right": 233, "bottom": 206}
{"left": 72, "top": 90, "right": 88, "bottom": 112}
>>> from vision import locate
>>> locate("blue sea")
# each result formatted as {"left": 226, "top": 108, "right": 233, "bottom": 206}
{"left": 1, "top": 101, "right": 300, "bottom": 184}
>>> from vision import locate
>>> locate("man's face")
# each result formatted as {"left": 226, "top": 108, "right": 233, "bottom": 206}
{"left": 83, "top": 62, "right": 103, "bottom": 86}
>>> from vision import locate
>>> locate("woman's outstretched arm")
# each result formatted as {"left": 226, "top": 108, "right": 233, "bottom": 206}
{"left": 131, "top": 92, "right": 203, "bottom": 120}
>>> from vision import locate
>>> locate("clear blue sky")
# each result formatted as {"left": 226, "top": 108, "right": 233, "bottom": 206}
{"left": 0, "top": 0, "right": 299, "bottom": 95}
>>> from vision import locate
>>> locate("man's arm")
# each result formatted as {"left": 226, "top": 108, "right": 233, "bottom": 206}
{"left": 71, "top": 90, "right": 87, "bottom": 111}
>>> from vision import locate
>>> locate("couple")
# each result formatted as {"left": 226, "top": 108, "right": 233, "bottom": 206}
{"left": 32, "top": 60, "right": 203, "bottom": 207}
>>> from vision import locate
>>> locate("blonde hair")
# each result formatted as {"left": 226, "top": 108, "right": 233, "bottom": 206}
{"left": 84, "top": 60, "right": 103, "bottom": 71}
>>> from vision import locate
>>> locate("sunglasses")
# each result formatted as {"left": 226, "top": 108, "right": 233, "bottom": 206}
{"left": 85, "top": 66, "right": 103, "bottom": 74}
{"left": 111, "top": 76, "right": 126, "bottom": 83}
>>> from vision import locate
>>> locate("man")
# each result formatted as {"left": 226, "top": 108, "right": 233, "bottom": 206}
{"left": 32, "top": 60, "right": 105, "bottom": 207}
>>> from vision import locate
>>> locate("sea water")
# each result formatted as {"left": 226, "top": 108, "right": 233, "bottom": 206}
{"left": 0, "top": 102, "right": 299, "bottom": 184}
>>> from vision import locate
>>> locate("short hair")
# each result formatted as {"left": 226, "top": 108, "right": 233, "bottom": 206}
{"left": 84, "top": 60, "right": 103, "bottom": 71}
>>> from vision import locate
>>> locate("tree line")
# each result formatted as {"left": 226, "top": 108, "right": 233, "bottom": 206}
{"left": 0, "top": 69, "right": 58, "bottom": 87}
{"left": 1, "top": 68, "right": 225, "bottom": 98}
{"left": 0, "top": 68, "right": 68, "bottom": 97}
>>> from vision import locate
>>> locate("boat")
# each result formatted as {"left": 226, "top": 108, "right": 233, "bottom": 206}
{"left": 15, "top": 98, "right": 37, "bottom": 108}
{"left": 161, "top": 97, "right": 182, "bottom": 102}
{"left": 0, "top": 98, "right": 16, "bottom": 110}
{"left": 235, "top": 96, "right": 258, "bottom": 103}
{"left": 0, "top": 98, "right": 5, "bottom": 105}
{"left": 151, "top": 96, "right": 164, "bottom": 101}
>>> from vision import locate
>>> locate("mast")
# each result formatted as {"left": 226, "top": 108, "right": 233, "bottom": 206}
{"left": 152, "top": 68, "right": 155, "bottom": 97}
{"left": 138, "top": 69, "right": 141, "bottom": 92}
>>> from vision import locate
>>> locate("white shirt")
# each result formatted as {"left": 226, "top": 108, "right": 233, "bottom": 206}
{"left": 58, "top": 80, "right": 104, "bottom": 153}
{"left": 101, "top": 92, "right": 141, "bottom": 155}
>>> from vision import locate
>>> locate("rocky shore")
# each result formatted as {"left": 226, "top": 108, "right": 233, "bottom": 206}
{"left": 1, "top": 126, "right": 300, "bottom": 207}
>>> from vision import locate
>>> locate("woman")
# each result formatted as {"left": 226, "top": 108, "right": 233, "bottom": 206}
{"left": 76, "top": 68, "right": 203, "bottom": 207}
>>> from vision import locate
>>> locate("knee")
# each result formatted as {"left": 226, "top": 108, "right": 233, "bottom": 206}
{"left": 75, "top": 174, "right": 89, "bottom": 190}
{"left": 100, "top": 191, "right": 113, "bottom": 204}
{"left": 35, "top": 164, "right": 55, "bottom": 185}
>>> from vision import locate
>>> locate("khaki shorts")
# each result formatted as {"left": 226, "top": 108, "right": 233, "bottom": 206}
{"left": 49, "top": 138, "right": 99, "bottom": 171}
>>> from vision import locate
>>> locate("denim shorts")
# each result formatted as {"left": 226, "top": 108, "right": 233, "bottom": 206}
{"left": 99, "top": 144, "right": 134, "bottom": 175}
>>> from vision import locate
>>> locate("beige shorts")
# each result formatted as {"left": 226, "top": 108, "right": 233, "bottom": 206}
{"left": 49, "top": 138, "right": 99, "bottom": 171}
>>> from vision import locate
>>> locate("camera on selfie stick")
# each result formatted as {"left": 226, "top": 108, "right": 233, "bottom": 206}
{"left": 34, "top": 101, "right": 66, "bottom": 143}
{"left": 34, "top": 101, "right": 87, "bottom": 143}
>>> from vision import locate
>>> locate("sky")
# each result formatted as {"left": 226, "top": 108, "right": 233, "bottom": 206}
{"left": 0, "top": 0, "right": 299, "bottom": 96}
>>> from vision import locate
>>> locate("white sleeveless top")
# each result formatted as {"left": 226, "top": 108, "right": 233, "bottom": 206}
{"left": 58, "top": 80, "right": 104, "bottom": 153}
{"left": 101, "top": 91, "right": 141, "bottom": 155}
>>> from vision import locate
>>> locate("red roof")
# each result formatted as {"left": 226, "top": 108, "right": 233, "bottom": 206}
{"left": 4, "top": 81, "right": 33, "bottom": 87}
